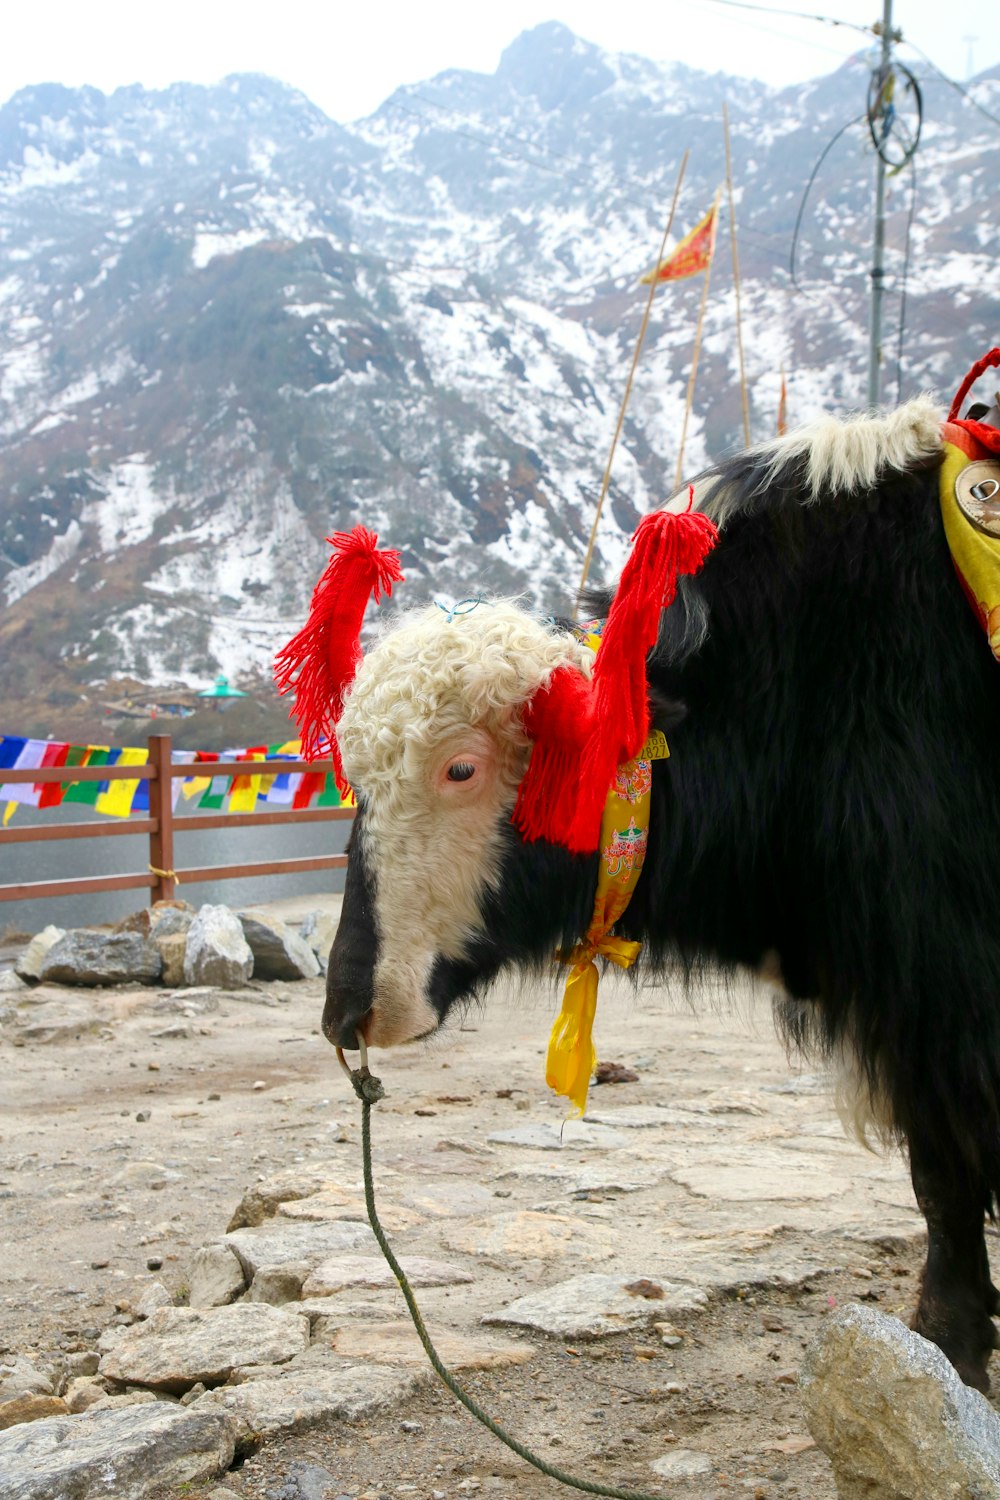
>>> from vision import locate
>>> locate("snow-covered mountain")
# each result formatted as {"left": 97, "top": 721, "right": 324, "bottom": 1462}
{"left": 1, "top": 23, "right": 997, "bottom": 730}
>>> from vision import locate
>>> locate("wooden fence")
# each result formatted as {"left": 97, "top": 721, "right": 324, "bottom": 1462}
{"left": 0, "top": 734, "right": 354, "bottom": 906}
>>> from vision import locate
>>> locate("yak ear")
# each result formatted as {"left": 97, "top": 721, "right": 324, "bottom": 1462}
{"left": 648, "top": 685, "right": 687, "bottom": 736}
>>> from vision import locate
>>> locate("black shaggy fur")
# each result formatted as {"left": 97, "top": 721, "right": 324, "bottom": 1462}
{"left": 326, "top": 438, "right": 1000, "bottom": 1389}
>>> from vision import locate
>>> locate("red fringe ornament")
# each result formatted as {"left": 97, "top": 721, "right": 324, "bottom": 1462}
{"left": 513, "top": 500, "right": 718, "bottom": 852}
{"left": 274, "top": 526, "right": 404, "bottom": 796}
{"left": 948, "top": 347, "right": 1000, "bottom": 456}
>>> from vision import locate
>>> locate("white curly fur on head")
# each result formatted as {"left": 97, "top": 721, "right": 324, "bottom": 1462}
{"left": 336, "top": 599, "right": 591, "bottom": 1047}
{"left": 338, "top": 600, "right": 591, "bottom": 799}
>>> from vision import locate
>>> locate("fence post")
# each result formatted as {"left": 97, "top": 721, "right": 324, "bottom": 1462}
{"left": 147, "top": 734, "right": 176, "bottom": 906}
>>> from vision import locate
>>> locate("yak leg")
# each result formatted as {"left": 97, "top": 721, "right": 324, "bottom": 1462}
{"left": 909, "top": 1147, "right": 998, "bottom": 1392}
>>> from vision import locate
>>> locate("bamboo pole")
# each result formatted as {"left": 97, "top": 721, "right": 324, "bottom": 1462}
{"left": 674, "top": 188, "right": 721, "bottom": 489}
{"left": 577, "top": 150, "right": 689, "bottom": 598}
{"left": 723, "top": 103, "right": 751, "bottom": 446}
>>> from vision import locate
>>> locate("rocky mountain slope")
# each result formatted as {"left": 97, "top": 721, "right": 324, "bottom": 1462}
{"left": 1, "top": 23, "right": 997, "bottom": 734}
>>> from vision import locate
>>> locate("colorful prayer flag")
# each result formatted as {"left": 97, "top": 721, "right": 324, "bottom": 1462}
{"left": 640, "top": 200, "right": 719, "bottom": 285}
{"left": 95, "top": 747, "right": 148, "bottom": 818}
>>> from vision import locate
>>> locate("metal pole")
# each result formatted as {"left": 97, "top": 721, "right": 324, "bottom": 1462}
{"left": 867, "top": 0, "right": 894, "bottom": 409}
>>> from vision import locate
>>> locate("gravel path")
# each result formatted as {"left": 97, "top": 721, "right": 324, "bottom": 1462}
{"left": 0, "top": 908, "right": 951, "bottom": 1500}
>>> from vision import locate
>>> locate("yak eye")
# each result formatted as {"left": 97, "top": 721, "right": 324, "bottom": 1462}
{"left": 446, "top": 761, "right": 476, "bottom": 783}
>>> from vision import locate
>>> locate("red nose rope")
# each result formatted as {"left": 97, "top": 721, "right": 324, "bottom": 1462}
{"left": 274, "top": 525, "right": 404, "bottom": 797}
{"left": 514, "top": 503, "right": 719, "bottom": 853}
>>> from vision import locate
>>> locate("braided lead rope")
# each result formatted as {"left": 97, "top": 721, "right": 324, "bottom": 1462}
{"left": 337, "top": 1044, "right": 665, "bottom": 1500}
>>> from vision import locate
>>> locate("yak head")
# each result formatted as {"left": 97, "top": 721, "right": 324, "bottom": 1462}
{"left": 324, "top": 601, "right": 595, "bottom": 1050}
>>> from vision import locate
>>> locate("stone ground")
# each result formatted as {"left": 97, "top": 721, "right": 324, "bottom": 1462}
{"left": 2, "top": 896, "right": 991, "bottom": 1500}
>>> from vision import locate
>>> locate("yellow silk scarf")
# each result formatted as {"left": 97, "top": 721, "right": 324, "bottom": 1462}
{"left": 940, "top": 438, "right": 1000, "bottom": 659}
{"left": 546, "top": 729, "right": 668, "bottom": 1114}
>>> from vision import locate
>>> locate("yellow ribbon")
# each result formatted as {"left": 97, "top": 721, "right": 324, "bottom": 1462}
{"left": 547, "top": 937, "right": 642, "bottom": 1114}
{"left": 546, "top": 732, "right": 659, "bottom": 1115}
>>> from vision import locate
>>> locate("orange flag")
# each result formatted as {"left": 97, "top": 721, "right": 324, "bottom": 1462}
{"left": 640, "top": 200, "right": 718, "bottom": 285}
{"left": 777, "top": 370, "right": 788, "bottom": 436}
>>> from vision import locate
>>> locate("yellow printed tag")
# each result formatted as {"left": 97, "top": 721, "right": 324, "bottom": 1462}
{"left": 641, "top": 729, "right": 670, "bottom": 760}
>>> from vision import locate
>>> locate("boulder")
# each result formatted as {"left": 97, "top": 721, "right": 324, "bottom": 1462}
{"left": 483, "top": 1273, "right": 707, "bottom": 1340}
{"left": 0, "top": 1401, "right": 235, "bottom": 1500}
{"left": 237, "top": 911, "right": 320, "bottom": 981}
{"left": 185, "top": 1243, "right": 246, "bottom": 1309}
{"left": 0, "top": 970, "right": 27, "bottom": 994}
{"left": 37, "top": 931, "right": 162, "bottom": 988}
{"left": 0, "top": 1357, "right": 58, "bottom": 1404}
{"left": 134, "top": 1282, "right": 172, "bottom": 1319}
{"left": 155, "top": 932, "right": 187, "bottom": 988}
{"left": 224, "top": 1220, "right": 371, "bottom": 1279}
{"left": 183, "top": 907, "right": 252, "bottom": 990}
{"left": 98, "top": 1304, "right": 309, "bottom": 1394}
{"left": 0, "top": 1395, "right": 69, "bottom": 1431}
{"left": 801, "top": 1303, "right": 1000, "bottom": 1499}
{"left": 14, "top": 927, "right": 66, "bottom": 982}
{"left": 197, "top": 1360, "right": 422, "bottom": 1443}
{"left": 247, "top": 1264, "right": 309, "bottom": 1306}
{"left": 298, "top": 909, "right": 338, "bottom": 964}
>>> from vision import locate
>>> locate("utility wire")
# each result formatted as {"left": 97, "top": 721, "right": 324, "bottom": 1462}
{"left": 788, "top": 113, "right": 866, "bottom": 295}
{"left": 894, "top": 153, "right": 918, "bottom": 402}
{"left": 693, "top": 0, "right": 873, "bottom": 37}
{"left": 902, "top": 41, "right": 1000, "bottom": 132}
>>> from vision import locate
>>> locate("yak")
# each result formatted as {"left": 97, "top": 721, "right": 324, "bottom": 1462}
{"left": 282, "top": 383, "right": 1000, "bottom": 1393}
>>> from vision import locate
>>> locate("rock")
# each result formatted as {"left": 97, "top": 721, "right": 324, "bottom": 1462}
{"left": 302, "top": 1256, "right": 473, "bottom": 1298}
{"left": 237, "top": 911, "right": 321, "bottom": 981}
{"left": 0, "top": 970, "right": 27, "bottom": 993}
{"left": 650, "top": 1449, "right": 713, "bottom": 1478}
{"left": 65, "top": 1354, "right": 100, "bottom": 1379}
{"left": 0, "top": 1357, "right": 55, "bottom": 1403}
{"left": 483, "top": 1273, "right": 708, "bottom": 1340}
{"left": 185, "top": 1243, "right": 247, "bottom": 1308}
{"left": 299, "top": 909, "right": 338, "bottom": 963}
{"left": 183, "top": 907, "right": 253, "bottom": 990}
{"left": 155, "top": 932, "right": 187, "bottom": 988}
{"left": 800, "top": 1303, "right": 1000, "bottom": 1499}
{"left": 248, "top": 1264, "right": 310, "bottom": 1305}
{"left": 134, "top": 1282, "right": 173, "bottom": 1318}
{"left": 64, "top": 1379, "right": 106, "bottom": 1414}
{"left": 443, "top": 1211, "right": 600, "bottom": 1261}
{"left": 99, "top": 1305, "right": 310, "bottom": 1394}
{"left": 197, "top": 1361, "right": 423, "bottom": 1443}
{"left": 267, "top": 1460, "right": 345, "bottom": 1499}
{"left": 326, "top": 1321, "right": 534, "bottom": 1371}
{"left": 224, "top": 1220, "right": 371, "bottom": 1279}
{"left": 37, "top": 930, "right": 162, "bottom": 988}
{"left": 0, "top": 1401, "right": 235, "bottom": 1500}
{"left": 226, "top": 1169, "right": 330, "bottom": 1230}
{"left": 14, "top": 927, "right": 66, "bottom": 982}
{"left": 150, "top": 901, "right": 195, "bottom": 937}
{"left": 0, "top": 1395, "right": 69, "bottom": 1431}
{"left": 485, "top": 1122, "right": 630, "bottom": 1151}
{"left": 108, "top": 1161, "right": 180, "bottom": 1192}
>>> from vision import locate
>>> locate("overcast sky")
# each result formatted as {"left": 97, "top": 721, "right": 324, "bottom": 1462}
{"left": 2, "top": 1, "right": 998, "bottom": 121}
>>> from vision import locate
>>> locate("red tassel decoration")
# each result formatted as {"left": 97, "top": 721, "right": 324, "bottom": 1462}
{"left": 274, "top": 526, "right": 404, "bottom": 795}
{"left": 948, "top": 347, "right": 1000, "bottom": 456}
{"left": 513, "top": 503, "right": 718, "bottom": 852}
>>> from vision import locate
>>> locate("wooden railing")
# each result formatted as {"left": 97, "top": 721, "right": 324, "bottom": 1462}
{"left": 0, "top": 734, "right": 354, "bottom": 906}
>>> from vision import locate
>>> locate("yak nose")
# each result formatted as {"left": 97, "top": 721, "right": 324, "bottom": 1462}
{"left": 322, "top": 1005, "right": 372, "bottom": 1050}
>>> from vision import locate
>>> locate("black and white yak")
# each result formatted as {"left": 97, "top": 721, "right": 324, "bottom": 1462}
{"left": 283, "top": 387, "right": 1000, "bottom": 1392}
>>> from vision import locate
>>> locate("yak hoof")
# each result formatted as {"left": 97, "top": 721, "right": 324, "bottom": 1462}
{"left": 910, "top": 1306, "right": 994, "bottom": 1392}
